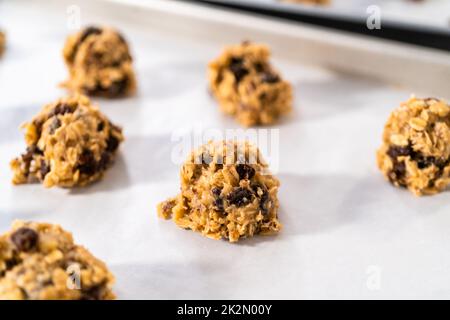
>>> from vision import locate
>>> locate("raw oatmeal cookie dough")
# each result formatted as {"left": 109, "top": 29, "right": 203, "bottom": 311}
{"left": 377, "top": 97, "right": 450, "bottom": 196}
{"left": 0, "top": 30, "right": 5, "bottom": 56}
{"left": 208, "top": 42, "right": 292, "bottom": 127}
{"left": 158, "top": 140, "right": 282, "bottom": 242}
{"left": 62, "top": 26, "right": 136, "bottom": 97}
{"left": 0, "top": 221, "right": 115, "bottom": 300}
{"left": 10, "top": 94, "right": 123, "bottom": 188}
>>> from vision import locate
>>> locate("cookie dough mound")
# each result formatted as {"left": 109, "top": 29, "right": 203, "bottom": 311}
{"left": 0, "top": 221, "right": 115, "bottom": 300}
{"left": 377, "top": 97, "right": 450, "bottom": 196}
{"left": 0, "top": 31, "right": 5, "bottom": 56}
{"left": 62, "top": 26, "right": 136, "bottom": 97}
{"left": 208, "top": 42, "right": 293, "bottom": 127}
{"left": 158, "top": 140, "right": 282, "bottom": 242}
{"left": 10, "top": 94, "right": 123, "bottom": 188}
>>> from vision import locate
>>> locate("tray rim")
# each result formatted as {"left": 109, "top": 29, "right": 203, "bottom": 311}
{"left": 101, "top": 0, "right": 450, "bottom": 99}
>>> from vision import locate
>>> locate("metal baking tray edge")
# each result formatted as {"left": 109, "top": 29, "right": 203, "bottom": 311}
{"left": 101, "top": 0, "right": 450, "bottom": 99}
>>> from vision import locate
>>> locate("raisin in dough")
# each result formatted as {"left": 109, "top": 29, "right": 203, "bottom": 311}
{"left": 208, "top": 42, "right": 293, "bottom": 127}
{"left": 377, "top": 97, "right": 450, "bottom": 196}
{"left": 10, "top": 94, "right": 123, "bottom": 188}
{"left": 62, "top": 26, "right": 136, "bottom": 97}
{"left": 0, "top": 31, "right": 5, "bottom": 56}
{"left": 158, "top": 140, "right": 282, "bottom": 242}
{"left": 0, "top": 221, "right": 115, "bottom": 300}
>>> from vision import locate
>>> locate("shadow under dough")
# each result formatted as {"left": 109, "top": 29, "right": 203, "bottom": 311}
{"left": 278, "top": 172, "right": 450, "bottom": 238}
{"left": 295, "top": 73, "right": 387, "bottom": 120}
{"left": 278, "top": 173, "right": 365, "bottom": 236}
{"left": 112, "top": 261, "right": 226, "bottom": 300}
{"left": 0, "top": 104, "right": 41, "bottom": 143}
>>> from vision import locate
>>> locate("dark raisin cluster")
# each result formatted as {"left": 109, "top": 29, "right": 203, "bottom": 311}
{"left": 387, "top": 144, "right": 449, "bottom": 187}
{"left": 69, "top": 26, "right": 103, "bottom": 63}
{"left": 76, "top": 134, "right": 118, "bottom": 177}
{"left": 211, "top": 163, "right": 270, "bottom": 215}
{"left": 80, "top": 284, "right": 105, "bottom": 300}
{"left": 235, "top": 164, "right": 255, "bottom": 180}
{"left": 228, "top": 55, "right": 280, "bottom": 86}
{"left": 229, "top": 57, "right": 248, "bottom": 84}
{"left": 84, "top": 78, "right": 129, "bottom": 97}
{"left": 48, "top": 103, "right": 73, "bottom": 117}
{"left": 10, "top": 227, "right": 39, "bottom": 252}
{"left": 19, "top": 145, "right": 43, "bottom": 180}
{"left": 211, "top": 187, "right": 224, "bottom": 212}
{"left": 227, "top": 187, "right": 253, "bottom": 207}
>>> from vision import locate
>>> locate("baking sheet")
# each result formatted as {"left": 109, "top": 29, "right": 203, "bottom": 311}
{"left": 1, "top": 0, "right": 450, "bottom": 299}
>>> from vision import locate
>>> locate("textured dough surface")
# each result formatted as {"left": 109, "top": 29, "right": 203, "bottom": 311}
{"left": 377, "top": 97, "right": 450, "bottom": 196}
{"left": 208, "top": 42, "right": 292, "bottom": 127}
{"left": 62, "top": 26, "right": 136, "bottom": 97}
{"left": 10, "top": 94, "right": 123, "bottom": 188}
{"left": 158, "top": 140, "right": 282, "bottom": 242}
{"left": 0, "top": 221, "right": 115, "bottom": 300}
